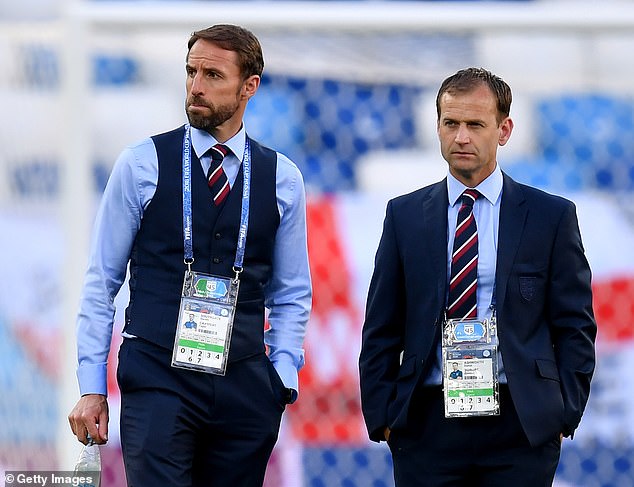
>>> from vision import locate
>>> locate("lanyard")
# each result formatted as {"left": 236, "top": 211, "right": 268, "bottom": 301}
{"left": 182, "top": 124, "right": 251, "bottom": 277}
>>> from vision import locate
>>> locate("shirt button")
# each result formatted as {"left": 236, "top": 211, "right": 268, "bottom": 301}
{"left": 215, "top": 233, "right": 222, "bottom": 240}
{"left": 213, "top": 257, "right": 221, "bottom": 264}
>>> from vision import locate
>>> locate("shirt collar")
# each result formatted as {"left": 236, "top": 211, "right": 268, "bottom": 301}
{"left": 447, "top": 163, "right": 503, "bottom": 207}
{"left": 190, "top": 124, "right": 247, "bottom": 162}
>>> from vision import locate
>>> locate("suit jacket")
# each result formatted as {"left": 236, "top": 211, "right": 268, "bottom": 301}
{"left": 359, "top": 172, "right": 596, "bottom": 447}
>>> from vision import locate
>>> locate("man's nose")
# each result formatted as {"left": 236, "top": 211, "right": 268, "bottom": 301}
{"left": 189, "top": 73, "right": 203, "bottom": 95}
{"left": 455, "top": 125, "right": 470, "bottom": 144}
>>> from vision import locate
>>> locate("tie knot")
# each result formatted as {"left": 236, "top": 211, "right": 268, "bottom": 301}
{"left": 461, "top": 189, "right": 480, "bottom": 207}
{"left": 210, "top": 144, "right": 230, "bottom": 163}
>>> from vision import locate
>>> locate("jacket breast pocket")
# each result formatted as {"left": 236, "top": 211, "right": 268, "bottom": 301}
{"left": 514, "top": 264, "right": 547, "bottom": 303}
{"left": 519, "top": 276, "right": 537, "bottom": 302}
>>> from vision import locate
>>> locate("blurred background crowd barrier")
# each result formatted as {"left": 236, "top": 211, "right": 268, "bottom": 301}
{"left": 1, "top": 1, "right": 634, "bottom": 486}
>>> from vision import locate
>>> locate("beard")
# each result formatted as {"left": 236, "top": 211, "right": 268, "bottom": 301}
{"left": 185, "top": 95, "right": 239, "bottom": 133}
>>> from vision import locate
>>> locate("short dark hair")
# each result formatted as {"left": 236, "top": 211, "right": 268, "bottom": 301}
{"left": 436, "top": 67, "right": 512, "bottom": 124}
{"left": 187, "top": 24, "right": 264, "bottom": 80}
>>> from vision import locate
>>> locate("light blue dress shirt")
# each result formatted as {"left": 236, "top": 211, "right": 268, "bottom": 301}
{"left": 76, "top": 124, "right": 312, "bottom": 398}
{"left": 426, "top": 164, "right": 506, "bottom": 384}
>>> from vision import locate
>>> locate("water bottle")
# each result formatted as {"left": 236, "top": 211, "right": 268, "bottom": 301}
{"left": 73, "top": 434, "right": 101, "bottom": 487}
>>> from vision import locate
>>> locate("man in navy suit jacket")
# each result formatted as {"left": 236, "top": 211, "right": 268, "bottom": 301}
{"left": 359, "top": 68, "right": 596, "bottom": 486}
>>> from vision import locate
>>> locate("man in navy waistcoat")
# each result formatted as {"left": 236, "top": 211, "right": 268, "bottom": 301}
{"left": 69, "top": 24, "right": 312, "bottom": 487}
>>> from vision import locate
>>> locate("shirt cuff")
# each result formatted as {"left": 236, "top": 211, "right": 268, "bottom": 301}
{"left": 271, "top": 354, "right": 299, "bottom": 400}
{"left": 77, "top": 362, "right": 108, "bottom": 396}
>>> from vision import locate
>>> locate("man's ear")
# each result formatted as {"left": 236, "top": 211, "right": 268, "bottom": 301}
{"left": 498, "top": 116, "right": 514, "bottom": 146}
{"left": 242, "top": 75, "right": 260, "bottom": 100}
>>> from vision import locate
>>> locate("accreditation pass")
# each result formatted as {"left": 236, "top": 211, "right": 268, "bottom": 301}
{"left": 172, "top": 272, "right": 238, "bottom": 375}
{"left": 442, "top": 318, "right": 500, "bottom": 418}
{"left": 444, "top": 347, "right": 499, "bottom": 417}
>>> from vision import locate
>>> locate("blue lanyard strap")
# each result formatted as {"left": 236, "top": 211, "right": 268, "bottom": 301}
{"left": 235, "top": 136, "right": 251, "bottom": 272}
{"left": 182, "top": 124, "right": 251, "bottom": 276}
{"left": 182, "top": 126, "right": 194, "bottom": 265}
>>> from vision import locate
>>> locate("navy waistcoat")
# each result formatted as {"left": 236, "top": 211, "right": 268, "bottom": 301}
{"left": 124, "top": 125, "right": 280, "bottom": 362}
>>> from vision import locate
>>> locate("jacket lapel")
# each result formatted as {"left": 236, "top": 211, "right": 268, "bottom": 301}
{"left": 422, "top": 180, "right": 449, "bottom": 309}
{"left": 496, "top": 173, "right": 528, "bottom": 313}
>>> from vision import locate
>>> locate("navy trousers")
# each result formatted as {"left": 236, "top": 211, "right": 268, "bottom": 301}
{"left": 117, "top": 337, "right": 287, "bottom": 487}
{"left": 388, "top": 385, "right": 561, "bottom": 487}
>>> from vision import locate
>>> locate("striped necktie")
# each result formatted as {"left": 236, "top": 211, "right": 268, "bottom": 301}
{"left": 447, "top": 189, "right": 480, "bottom": 319}
{"left": 207, "top": 144, "right": 230, "bottom": 206}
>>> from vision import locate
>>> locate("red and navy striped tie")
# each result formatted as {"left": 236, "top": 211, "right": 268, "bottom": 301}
{"left": 448, "top": 189, "right": 480, "bottom": 319}
{"left": 207, "top": 144, "right": 230, "bottom": 206}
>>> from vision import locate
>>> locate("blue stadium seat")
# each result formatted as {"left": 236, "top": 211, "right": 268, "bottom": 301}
{"left": 534, "top": 94, "right": 634, "bottom": 191}
{"left": 245, "top": 75, "right": 421, "bottom": 193}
